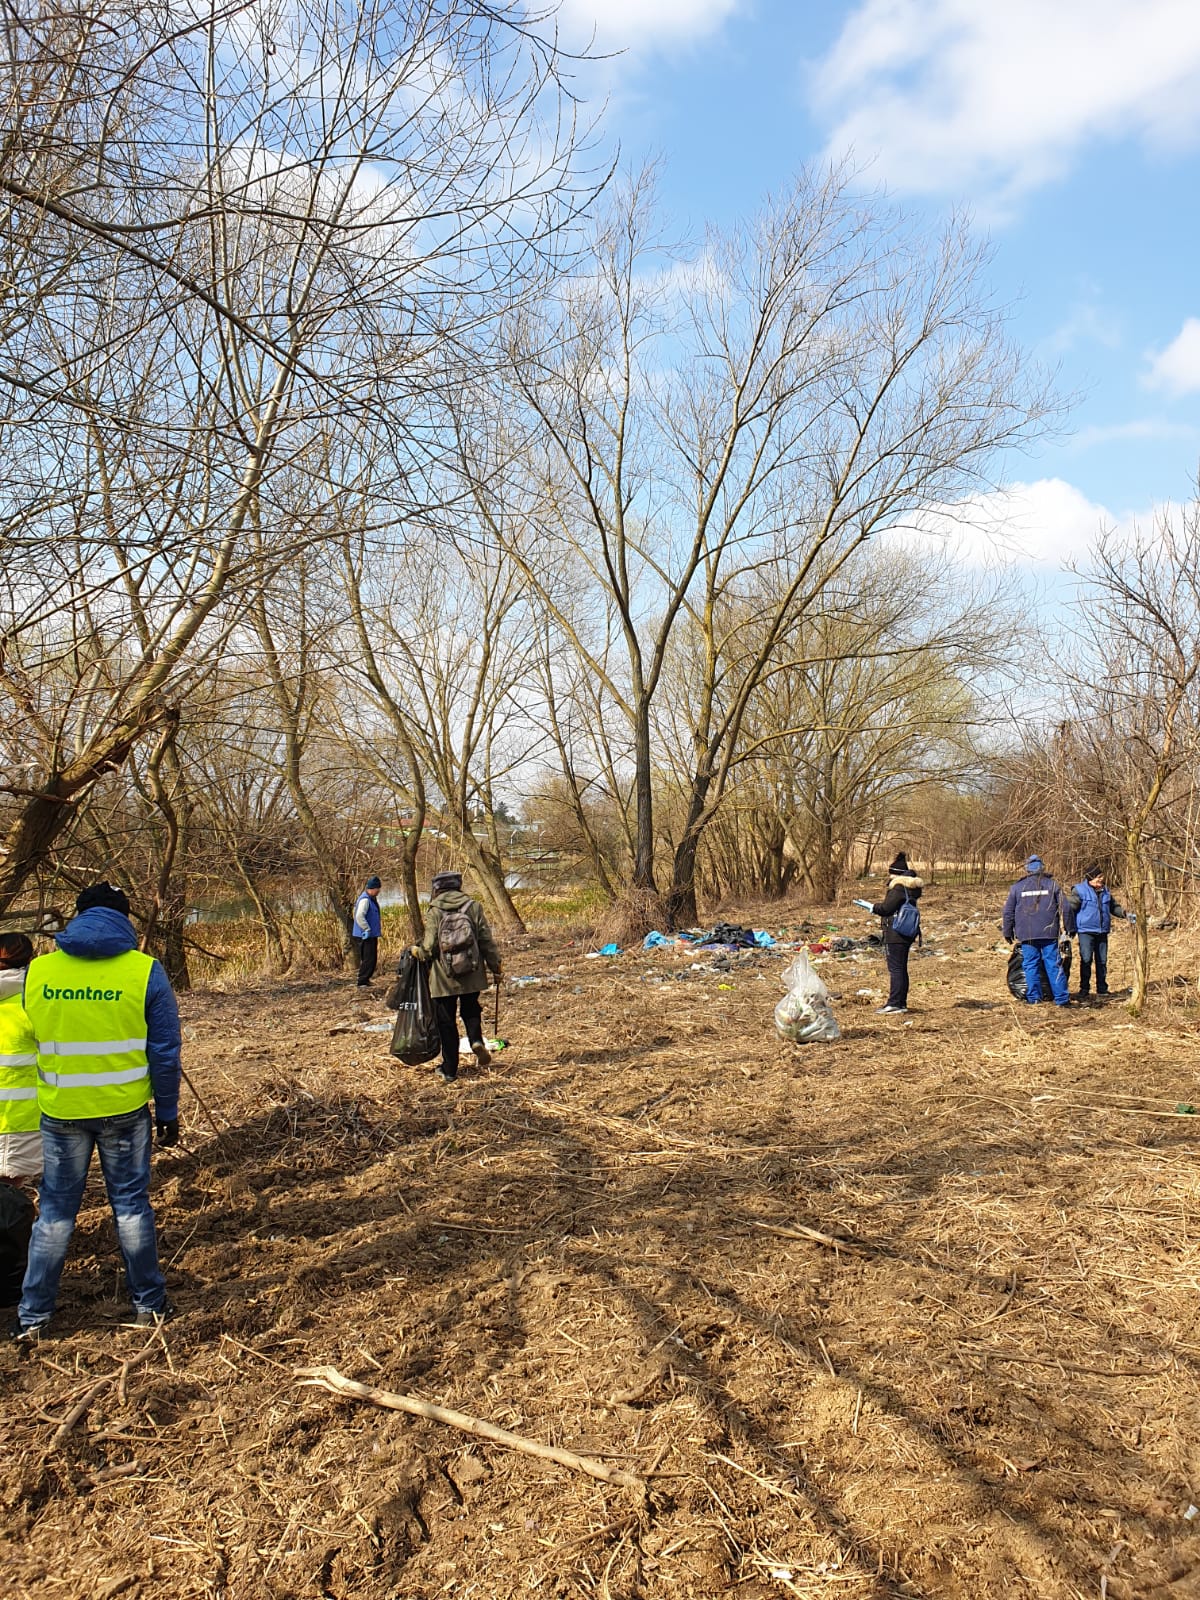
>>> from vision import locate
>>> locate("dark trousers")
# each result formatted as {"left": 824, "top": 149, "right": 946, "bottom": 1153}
{"left": 884, "top": 940, "right": 911, "bottom": 1009}
{"left": 1077, "top": 931, "right": 1109, "bottom": 995}
{"left": 353, "top": 935, "right": 378, "bottom": 986}
{"left": 0, "top": 1183, "right": 35, "bottom": 1306}
{"left": 433, "top": 993, "right": 483, "bottom": 1078}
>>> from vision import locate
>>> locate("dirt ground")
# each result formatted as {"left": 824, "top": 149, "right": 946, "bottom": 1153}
{"left": 3, "top": 887, "right": 1200, "bottom": 1600}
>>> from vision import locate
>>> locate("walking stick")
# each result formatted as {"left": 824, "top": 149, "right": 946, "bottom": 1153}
{"left": 493, "top": 971, "right": 500, "bottom": 1040}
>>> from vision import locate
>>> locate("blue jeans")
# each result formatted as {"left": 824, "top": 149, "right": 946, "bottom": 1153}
{"left": 19, "top": 1105, "right": 166, "bottom": 1327}
{"left": 1077, "top": 931, "right": 1109, "bottom": 994}
{"left": 1021, "top": 939, "right": 1070, "bottom": 1006}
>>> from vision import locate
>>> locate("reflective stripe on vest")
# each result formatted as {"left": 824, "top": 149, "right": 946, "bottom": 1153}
{"left": 0, "top": 987, "right": 40, "bottom": 1133}
{"left": 26, "top": 948, "right": 154, "bottom": 1119}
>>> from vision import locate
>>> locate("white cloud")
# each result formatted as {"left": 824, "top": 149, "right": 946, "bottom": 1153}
{"left": 1043, "top": 298, "right": 1122, "bottom": 356}
{"left": 554, "top": 0, "right": 741, "bottom": 51}
{"left": 810, "top": 1, "right": 1200, "bottom": 207}
{"left": 888, "top": 478, "right": 1114, "bottom": 568}
{"left": 1145, "top": 318, "right": 1200, "bottom": 396}
{"left": 1070, "top": 417, "right": 1198, "bottom": 451}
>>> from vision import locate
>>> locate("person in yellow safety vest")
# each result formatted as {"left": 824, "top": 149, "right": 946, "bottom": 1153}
{"left": 0, "top": 932, "right": 39, "bottom": 1306}
{"left": 10, "top": 883, "right": 182, "bottom": 1341}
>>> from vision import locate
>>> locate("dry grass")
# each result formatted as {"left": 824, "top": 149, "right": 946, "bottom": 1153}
{"left": 2, "top": 888, "right": 1199, "bottom": 1599}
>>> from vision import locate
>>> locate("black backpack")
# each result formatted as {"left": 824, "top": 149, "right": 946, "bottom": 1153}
{"left": 438, "top": 906, "right": 481, "bottom": 979}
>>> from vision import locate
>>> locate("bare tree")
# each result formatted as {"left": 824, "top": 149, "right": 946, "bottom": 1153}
{"left": 339, "top": 516, "right": 543, "bottom": 933}
{"left": 466, "top": 167, "right": 1049, "bottom": 926}
{"left": 1043, "top": 513, "right": 1200, "bottom": 1013}
{"left": 671, "top": 544, "right": 1013, "bottom": 904}
{"left": 0, "top": 0, "right": 595, "bottom": 909}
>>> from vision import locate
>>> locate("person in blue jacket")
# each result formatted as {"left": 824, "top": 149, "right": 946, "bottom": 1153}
{"left": 12, "top": 882, "right": 181, "bottom": 1339}
{"left": 352, "top": 875, "right": 383, "bottom": 987}
{"left": 1001, "top": 855, "right": 1071, "bottom": 1007}
{"left": 1063, "top": 866, "right": 1133, "bottom": 1000}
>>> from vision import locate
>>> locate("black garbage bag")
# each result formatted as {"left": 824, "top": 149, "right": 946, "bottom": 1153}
{"left": 388, "top": 952, "right": 440, "bottom": 1064}
{"left": 1007, "top": 940, "right": 1072, "bottom": 1001}
{"left": 0, "top": 1183, "right": 35, "bottom": 1305}
{"left": 698, "top": 922, "right": 757, "bottom": 948}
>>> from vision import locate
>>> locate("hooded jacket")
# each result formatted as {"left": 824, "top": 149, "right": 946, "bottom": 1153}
{"left": 1002, "top": 871, "right": 1068, "bottom": 944}
{"left": 26, "top": 907, "right": 182, "bottom": 1121}
{"left": 870, "top": 872, "right": 924, "bottom": 945}
{"left": 415, "top": 889, "right": 501, "bottom": 998}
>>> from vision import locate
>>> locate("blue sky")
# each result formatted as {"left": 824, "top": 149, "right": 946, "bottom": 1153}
{"left": 554, "top": 0, "right": 1200, "bottom": 571}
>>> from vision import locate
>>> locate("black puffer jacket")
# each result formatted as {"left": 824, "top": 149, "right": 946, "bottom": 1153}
{"left": 870, "top": 872, "right": 923, "bottom": 945}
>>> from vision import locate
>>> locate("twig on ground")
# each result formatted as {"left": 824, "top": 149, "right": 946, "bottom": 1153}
{"left": 748, "top": 1219, "right": 874, "bottom": 1254}
{"left": 295, "top": 1365, "right": 644, "bottom": 1492}
{"left": 181, "top": 1064, "right": 233, "bottom": 1154}
{"left": 43, "top": 1337, "right": 160, "bottom": 1454}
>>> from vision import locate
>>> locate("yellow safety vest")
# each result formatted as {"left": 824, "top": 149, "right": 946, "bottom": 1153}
{"left": 25, "top": 949, "right": 155, "bottom": 1120}
{"left": 0, "top": 984, "right": 39, "bottom": 1134}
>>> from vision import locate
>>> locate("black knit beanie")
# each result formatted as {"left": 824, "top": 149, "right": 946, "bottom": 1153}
{"left": 76, "top": 881, "right": 131, "bottom": 917}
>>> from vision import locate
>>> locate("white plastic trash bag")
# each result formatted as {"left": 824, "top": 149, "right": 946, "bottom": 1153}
{"left": 774, "top": 951, "right": 841, "bottom": 1043}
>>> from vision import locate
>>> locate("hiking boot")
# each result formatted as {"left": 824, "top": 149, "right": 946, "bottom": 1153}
{"left": 469, "top": 1038, "right": 492, "bottom": 1067}
{"left": 133, "top": 1300, "right": 177, "bottom": 1328}
{"left": 435, "top": 1065, "right": 458, "bottom": 1085}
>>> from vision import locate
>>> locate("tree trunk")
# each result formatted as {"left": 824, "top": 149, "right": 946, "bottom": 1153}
{"left": 809, "top": 813, "right": 841, "bottom": 905}
{"left": 664, "top": 832, "right": 701, "bottom": 929}
{"left": 140, "top": 717, "right": 192, "bottom": 990}
{"left": 232, "top": 859, "right": 288, "bottom": 975}
{"left": 459, "top": 828, "right": 525, "bottom": 933}
{"left": 631, "top": 706, "right": 658, "bottom": 893}
{"left": 1126, "top": 832, "right": 1150, "bottom": 1016}
{"left": 0, "top": 720, "right": 157, "bottom": 911}
{"left": 400, "top": 804, "right": 426, "bottom": 943}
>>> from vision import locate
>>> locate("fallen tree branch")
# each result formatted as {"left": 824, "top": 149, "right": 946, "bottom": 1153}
{"left": 43, "top": 1336, "right": 161, "bottom": 1454}
{"left": 295, "top": 1365, "right": 644, "bottom": 1492}
{"left": 181, "top": 1063, "right": 233, "bottom": 1157}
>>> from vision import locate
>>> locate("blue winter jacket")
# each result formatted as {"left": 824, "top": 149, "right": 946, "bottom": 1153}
{"left": 28, "top": 907, "right": 182, "bottom": 1121}
{"left": 353, "top": 891, "right": 381, "bottom": 940}
{"left": 1064, "top": 882, "right": 1125, "bottom": 935}
{"left": 1001, "top": 872, "right": 1067, "bottom": 943}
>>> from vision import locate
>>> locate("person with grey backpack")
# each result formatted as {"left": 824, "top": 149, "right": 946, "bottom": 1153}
{"left": 853, "top": 851, "right": 923, "bottom": 1014}
{"left": 410, "top": 871, "right": 502, "bottom": 1085}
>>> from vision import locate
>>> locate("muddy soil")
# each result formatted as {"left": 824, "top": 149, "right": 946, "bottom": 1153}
{"left": 3, "top": 889, "right": 1200, "bottom": 1599}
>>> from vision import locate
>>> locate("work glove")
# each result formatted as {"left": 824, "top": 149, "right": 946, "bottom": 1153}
{"left": 156, "top": 1118, "right": 179, "bottom": 1148}
{"left": 1128, "top": 913, "right": 1137, "bottom": 924}
{"left": 410, "top": 944, "right": 424, "bottom": 960}
{"left": 493, "top": 966, "right": 503, "bottom": 986}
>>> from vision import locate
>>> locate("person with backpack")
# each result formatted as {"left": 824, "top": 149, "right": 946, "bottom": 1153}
{"left": 352, "top": 875, "right": 383, "bottom": 988}
{"left": 410, "top": 871, "right": 502, "bottom": 1085}
{"left": 854, "top": 851, "right": 923, "bottom": 1014}
{"left": 1001, "top": 855, "right": 1072, "bottom": 1008}
{"left": 1062, "top": 866, "right": 1133, "bottom": 1000}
